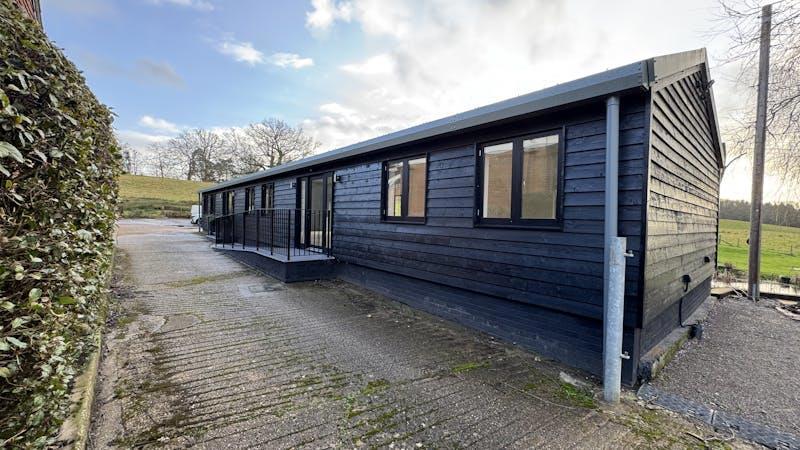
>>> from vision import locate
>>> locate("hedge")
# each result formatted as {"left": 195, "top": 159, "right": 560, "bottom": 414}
{"left": 0, "top": 1, "right": 121, "bottom": 446}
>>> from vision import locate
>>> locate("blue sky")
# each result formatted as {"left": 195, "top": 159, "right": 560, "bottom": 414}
{"left": 45, "top": 0, "right": 364, "bottom": 131}
{"left": 42, "top": 0, "right": 785, "bottom": 201}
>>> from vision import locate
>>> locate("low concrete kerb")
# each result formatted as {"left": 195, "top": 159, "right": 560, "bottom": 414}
{"left": 56, "top": 331, "right": 102, "bottom": 450}
{"left": 637, "top": 296, "right": 713, "bottom": 383}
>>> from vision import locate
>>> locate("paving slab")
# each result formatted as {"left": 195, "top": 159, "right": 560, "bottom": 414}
{"left": 89, "top": 219, "right": 757, "bottom": 449}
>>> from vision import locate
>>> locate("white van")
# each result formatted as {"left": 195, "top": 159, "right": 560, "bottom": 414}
{"left": 190, "top": 205, "right": 201, "bottom": 224}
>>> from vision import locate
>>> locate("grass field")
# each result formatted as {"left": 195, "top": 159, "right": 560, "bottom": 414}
{"left": 119, "top": 174, "right": 213, "bottom": 218}
{"left": 718, "top": 219, "right": 800, "bottom": 280}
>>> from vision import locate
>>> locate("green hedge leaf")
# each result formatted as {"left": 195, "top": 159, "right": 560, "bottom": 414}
{"left": 0, "top": 141, "right": 23, "bottom": 162}
{"left": 0, "top": 1, "right": 120, "bottom": 445}
{"left": 28, "top": 287, "right": 41, "bottom": 301}
{"left": 57, "top": 296, "right": 76, "bottom": 305}
{"left": 7, "top": 337, "right": 28, "bottom": 349}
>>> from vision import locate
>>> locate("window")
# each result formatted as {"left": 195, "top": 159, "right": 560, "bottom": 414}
{"left": 382, "top": 155, "right": 427, "bottom": 222}
{"left": 222, "top": 191, "right": 234, "bottom": 215}
{"left": 260, "top": 183, "right": 274, "bottom": 210}
{"left": 476, "top": 130, "right": 563, "bottom": 227}
{"left": 244, "top": 187, "right": 255, "bottom": 213}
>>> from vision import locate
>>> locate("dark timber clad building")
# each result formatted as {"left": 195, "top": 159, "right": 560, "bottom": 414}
{"left": 199, "top": 49, "right": 723, "bottom": 384}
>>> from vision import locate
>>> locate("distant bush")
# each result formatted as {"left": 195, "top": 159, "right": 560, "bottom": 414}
{"left": 121, "top": 198, "right": 193, "bottom": 218}
{"left": 0, "top": 1, "right": 121, "bottom": 446}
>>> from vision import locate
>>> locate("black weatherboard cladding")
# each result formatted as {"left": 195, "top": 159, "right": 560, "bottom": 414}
{"left": 641, "top": 70, "right": 720, "bottom": 351}
{"left": 198, "top": 50, "right": 723, "bottom": 384}
{"left": 332, "top": 95, "right": 648, "bottom": 380}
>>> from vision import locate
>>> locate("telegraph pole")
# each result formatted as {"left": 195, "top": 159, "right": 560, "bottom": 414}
{"left": 748, "top": 3, "right": 772, "bottom": 301}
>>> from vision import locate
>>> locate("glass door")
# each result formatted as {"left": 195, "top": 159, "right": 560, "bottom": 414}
{"left": 299, "top": 172, "right": 333, "bottom": 251}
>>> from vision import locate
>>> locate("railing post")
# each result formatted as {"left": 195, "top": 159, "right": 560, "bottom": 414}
{"left": 286, "top": 209, "right": 291, "bottom": 261}
{"left": 256, "top": 210, "right": 260, "bottom": 251}
{"left": 270, "top": 210, "right": 274, "bottom": 256}
{"left": 328, "top": 210, "right": 333, "bottom": 257}
{"left": 242, "top": 213, "right": 246, "bottom": 249}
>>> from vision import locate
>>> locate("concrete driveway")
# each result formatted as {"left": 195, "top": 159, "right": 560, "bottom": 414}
{"left": 89, "top": 219, "right": 752, "bottom": 449}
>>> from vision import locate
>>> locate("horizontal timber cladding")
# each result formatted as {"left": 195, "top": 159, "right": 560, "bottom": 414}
{"left": 642, "top": 69, "right": 720, "bottom": 348}
{"left": 641, "top": 277, "right": 710, "bottom": 352}
{"left": 273, "top": 178, "right": 296, "bottom": 209}
{"left": 333, "top": 94, "right": 648, "bottom": 331}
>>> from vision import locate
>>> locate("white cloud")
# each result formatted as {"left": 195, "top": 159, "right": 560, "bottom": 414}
{"left": 215, "top": 38, "right": 313, "bottom": 69}
{"left": 138, "top": 115, "right": 181, "bottom": 134}
{"left": 306, "top": 0, "right": 352, "bottom": 32}
{"left": 303, "top": 100, "right": 415, "bottom": 151}
{"left": 216, "top": 39, "right": 265, "bottom": 65}
{"left": 340, "top": 53, "right": 394, "bottom": 76}
{"left": 115, "top": 129, "right": 172, "bottom": 153}
{"left": 269, "top": 53, "right": 314, "bottom": 69}
{"left": 300, "top": 0, "right": 762, "bottom": 200}
{"left": 147, "top": 0, "right": 213, "bottom": 11}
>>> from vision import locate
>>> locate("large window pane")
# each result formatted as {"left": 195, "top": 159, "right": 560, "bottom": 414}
{"left": 261, "top": 183, "right": 273, "bottom": 209}
{"left": 482, "top": 142, "right": 513, "bottom": 218}
{"left": 521, "top": 134, "right": 559, "bottom": 219}
{"left": 386, "top": 160, "right": 403, "bottom": 217}
{"left": 299, "top": 178, "right": 306, "bottom": 245}
{"left": 407, "top": 157, "right": 426, "bottom": 217}
{"left": 245, "top": 187, "right": 255, "bottom": 212}
{"left": 310, "top": 177, "right": 324, "bottom": 246}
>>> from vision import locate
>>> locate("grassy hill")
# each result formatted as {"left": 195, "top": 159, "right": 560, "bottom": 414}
{"left": 718, "top": 219, "right": 800, "bottom": 280}
{"left": 119, "top": 174, "right": 213, "bottom": 218}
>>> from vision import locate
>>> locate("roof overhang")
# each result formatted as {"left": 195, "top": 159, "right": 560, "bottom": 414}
{"left": 201, "top": 48, "right": 721, "bottom": 193}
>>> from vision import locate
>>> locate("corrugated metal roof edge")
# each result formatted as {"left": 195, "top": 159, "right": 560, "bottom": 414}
{"left": 200, "top": 48, "right": 712, "bottom": 194}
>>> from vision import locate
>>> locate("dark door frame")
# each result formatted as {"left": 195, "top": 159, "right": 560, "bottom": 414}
{"left": 296, "top": 171, "right": 334, "bottom": 250}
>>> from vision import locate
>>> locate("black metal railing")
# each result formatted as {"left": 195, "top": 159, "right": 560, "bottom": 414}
{"left": 202, "top": 213, "right": 216, "bottom": 234}
{"left": 211, "top": 208, "right": 332, "bottom": 260}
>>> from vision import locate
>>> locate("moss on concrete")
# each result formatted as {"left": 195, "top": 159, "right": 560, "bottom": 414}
{"left": 451, "top": 361, "right": 489, "bottom": 374}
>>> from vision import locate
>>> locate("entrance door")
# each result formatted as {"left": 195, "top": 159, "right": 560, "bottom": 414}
{"left": 299, "top": 172, "right": 333, "bottom": 250}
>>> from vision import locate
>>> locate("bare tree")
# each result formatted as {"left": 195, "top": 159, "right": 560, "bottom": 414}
{"left": 222, "top": 127, "right": 261, "bottom": 175}
{"left": 715, "top": 1, "right": 800, "bottom": 185}
{"left": 127, "top": 119, "right": 319, "bottom": 182}
{"left": 121, "top": 144, "right": 133, "bottom": 174}
{"left": 143, "top": 142, "right": 181, "bottom": 178}
{"left": 168, "top": 128, "right": 230, "bottom": 181}
{"left": 121, "top": 144, "right": 144, "bottom": 175}
{"left": 243, "top": 118, "right": 320, "bottom": 171}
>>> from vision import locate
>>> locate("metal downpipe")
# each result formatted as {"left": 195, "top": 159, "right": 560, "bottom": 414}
{"left": 603, "top": 95, "right": 628, "bottom": 403}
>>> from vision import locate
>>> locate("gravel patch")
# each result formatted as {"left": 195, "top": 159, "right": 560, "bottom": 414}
{"left": 654, "top": 295, "right": 800, "bottom": 436}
